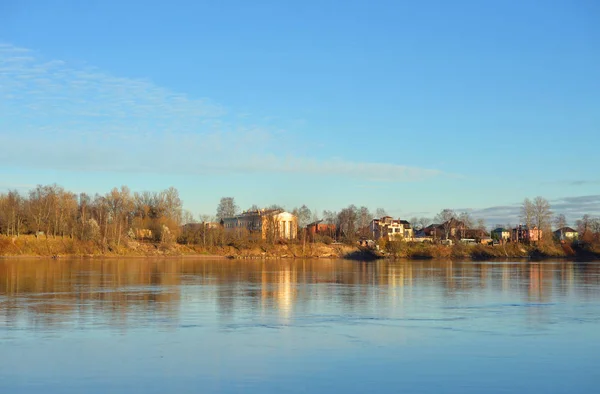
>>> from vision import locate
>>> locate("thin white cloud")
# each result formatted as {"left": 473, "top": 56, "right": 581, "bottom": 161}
{"left": 0, "top": 43, "right": 445, "bottom": 182}
{"left": 467, "top": 196, "right": 600, "bottom": 227}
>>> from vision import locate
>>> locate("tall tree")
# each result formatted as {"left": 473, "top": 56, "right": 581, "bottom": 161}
{"left": 337, "top": 205, "right": 358, "bottom": 241}
{"left": 294, "top": 205, "right": 312, "bottom": 228}
{"left": 435, "top": 209, "right": 456, "bottom": 239}
{"left": 322, "top": 210, "right": 337, "bottom": 225}
{"left": 357, "top": 206, "right": 372, "bottom": 237}
{"left": 476, "top": 218, "right": 487, "bottom": 231}
{"left": 553, "top": 213, "right": 568, "bottom": 240}
{"left": 532, "top": 196, "right": 552, "bottom": 231}
{"left": 105, "top": 186, "right": 133, "bottom": 248}
{"left": 576, "top": 214, "right": 591, "bottom": 236}
{"left": 409, "top": 217, "right": 419, "bottom": 230}
{"left": 458, "top": 211, "right": 474, "bottom": 238}
{"left": 375, "top": 208, "right": 387, "bottom": 218}
{"left": 418, "top": 217, "right": 430, "bottom": 232}
{"left": 216, "top": 197, "right": 238, "bottom": 220}
{"left": 520, "top": 198, "right": 535, "bottom": 227}
{"left": 554, "top": 213, "right": 567, "bottom": 231}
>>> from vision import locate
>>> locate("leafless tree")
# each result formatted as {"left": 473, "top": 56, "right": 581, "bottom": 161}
{"left": 435, "top": 209, "right": 456, "bottom": 239}
{"left": 322, "top": 210, "right": 337, "bottom": 225}
{"left": 409, "top": 217, "right": 419, "bottom": 230}
{"left": 554, "top": 214, "right": 567, "bottom": 239}
{"left": 520, "top": 198, "right": 535, "bottom": 227}
{"left": 458, "top": 211, "right": 474, "bottom": 238}
{"left": 532, "top": 196, "right": 552, "bottom": 231}
{"left": 357, "top": 206, "right": 372, "bottom": 237}
{"left": 337, "top": 205, "right": 359, "bottom": 241}
{"left": 476, "top": 218, "right": 487, "bottom": 231}
{"left": 375, "top": 208, "right": 387, "bottom": 218}
{"left": 294, "top": 205, "right": 312, "bottom": 228}
{"left": 418, "top": 217, "right": 430, "bottom": 232}
{"left": 216, "top": 197, "right": 238, "bottom": 220}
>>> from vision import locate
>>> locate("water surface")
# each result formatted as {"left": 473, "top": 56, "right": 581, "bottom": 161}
{"left": 1, "top": 258, "right": 599, "bottom": 393}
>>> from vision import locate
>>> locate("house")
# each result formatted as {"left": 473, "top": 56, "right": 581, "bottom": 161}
{"left": 491, "top": 227, "right": 511, "bottom": 242}
{"left": 512, "top": 225, "right": 542, "bottom": 243}
{"left": 370, "top": 216, "right": 413, "bottom": 241}
{"left": 306, "top": 220, "right": 337, "bottom": 238}
{"left": 553, "top": 227, "right": 578, "bottom": 241}
{"left": 424, "top": 218, "right": 465, "bottom": 240}
{"left": 222, "top": 209, "right": 297, "bottom": 240}
{"left": 423, "top": 224, "right": 442, "bottom": 238}
{"left": 463, "top": 228, "right": 490, "bottom": 241}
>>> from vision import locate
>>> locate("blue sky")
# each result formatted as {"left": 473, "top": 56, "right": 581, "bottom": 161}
{"left": 1, "top": 0, "right": 599, "bottom": 225}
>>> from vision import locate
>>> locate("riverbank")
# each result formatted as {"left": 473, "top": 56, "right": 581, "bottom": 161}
{"left": 0, "top": 235, "right": 355, "bottom": 259}
{"left": 1, "top": 235, "right": 598, "bottom": 261}
{"left": 366, "top": 240, "right": 600, "bottom": 261}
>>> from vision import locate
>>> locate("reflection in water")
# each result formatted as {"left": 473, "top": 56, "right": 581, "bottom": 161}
{"left": 1, "top": 258, "right": 600, "bottom": 394}
{"left": 1, "top": 259, "right": 599, "bottom": 332}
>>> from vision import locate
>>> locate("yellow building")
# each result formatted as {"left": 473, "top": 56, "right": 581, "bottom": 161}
{"left": 222, "top": 209, "right": 298, "bottom": 240}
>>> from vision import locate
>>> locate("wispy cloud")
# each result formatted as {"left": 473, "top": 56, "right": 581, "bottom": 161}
{"left": 467, "top": 195, "right": 600, "bottom": 227}
{"left": 0, "top": 43, "right": 444, "bottom": 182}
{"left": 541, "top": 179, "right": 600, "bottom": 187}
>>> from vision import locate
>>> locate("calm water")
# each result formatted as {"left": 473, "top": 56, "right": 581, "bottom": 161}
{"left": 1, "top": 258, "right": 599, "bottom": 393}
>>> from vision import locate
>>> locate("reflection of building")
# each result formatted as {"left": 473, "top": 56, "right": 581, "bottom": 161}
{"left": 222, "top": 209, "right": 298, "bottom": 239}
{"left": 370, "top": 216, "right": 413, "bottom": 241}
{"left": 512, "top": 225, "right": 542, "bottom": 243}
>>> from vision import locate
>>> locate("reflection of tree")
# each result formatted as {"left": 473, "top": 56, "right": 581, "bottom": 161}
{"left": 1, "top": 259, "right": 599, "bottom": 332}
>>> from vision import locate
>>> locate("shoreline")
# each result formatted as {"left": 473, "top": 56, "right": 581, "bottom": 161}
{"left": 1, "top": 235, "right": 598, "bottom": 261}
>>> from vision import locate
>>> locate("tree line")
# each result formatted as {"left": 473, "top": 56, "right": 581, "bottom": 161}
{"left": 2, "top": 189, "right": 599, "bottom": 248}
{"left": 0, "top": 185, "right": 183, "bottom": 250}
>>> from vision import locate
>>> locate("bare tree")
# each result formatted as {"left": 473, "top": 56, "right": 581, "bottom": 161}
{"left": 554, "top": 213, "right": 567, "bottom": 240}
{"left": 337, "top": 205, "right": 358, "bottom": 241}
{"left": 532, "top": 196, "right": 552, "bottom": 232}
{"left": 0, "top": 190, "right": 25, "bottom": 236}
{"left": 435, "top": 209, "right": 456, "bottom": 239}
{"left": 458, "top": 211, "right": 474, "bottom": 238}
{"left": 520, "top": 198, "right": 535, "bottom": 227}
{"left": 216, "top": 197, "right": 238, "bottom": 220}
{"left": 375, "top": 208, "right": 387, "bottom": 218}
{"left": 182, "top": 210, "right": 196, "bottom": 225}
{"left": 294, "top": 205, "right": 312, "bottom": 228}
{"left": 476, "top": 218, "right": 487, "bottom": 231}
{"left": 409, "top": 217, "right": 419, "bottom": 230}
{"left": 28, "top": 185, "right": 52, "bottom": 237}
{"left": 576, "top": 214, "right": 591, "bottom": 238}
{"left": 357, "top": 206, "right": 372, "bottom": 237}
{"left": 418, "top": 217, "right": 430, "bottom": 232}
{"left": 322, "top": 210, "right": 337, "bottom": 225}
{"left": 105, "top": 186, "right": 133, "bottom": 248}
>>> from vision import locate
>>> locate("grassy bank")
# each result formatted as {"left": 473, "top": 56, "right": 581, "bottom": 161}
{"left": 381, "top": 240, "right": 599, "bottom": 260}
{"left": 0, "top": 235, "right": 355, "bottom": 259}
{"left": 2, "top": 235, "right": 598, "bottom": 261}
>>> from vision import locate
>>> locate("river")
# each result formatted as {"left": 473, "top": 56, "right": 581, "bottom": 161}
{"left": 1, "top": 258, "right": 599, "bottom": 393}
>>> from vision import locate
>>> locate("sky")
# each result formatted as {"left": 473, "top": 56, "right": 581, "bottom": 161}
{"left": 1, "top": 0, "right": 599, "bottom": 226}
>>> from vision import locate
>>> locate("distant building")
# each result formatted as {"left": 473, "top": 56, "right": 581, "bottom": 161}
{"left": 491, "top": 227, "right": 511, "bottom": 242}
{"left": 463, "top": 228, "right": 490, "bottom": 241}
{"left": 222, "top": 209, "right": 297, "bottom": 240}
{"left": 424, "top": 218, "right": 465, "bottom": 240}
{"left": 182, "top": 222, "right": 219, "bottom": 232}
{"left": 370, "top": 216, "right": 413, "bottom": 241}
{"left": 512, "top": 225, "right": 542, "bottom": 243}
{"left": 553, "top": 227, "right": 578, "bottom": 241}
{"left": 306, "top": 220, "right": 337, "bottom": 238}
